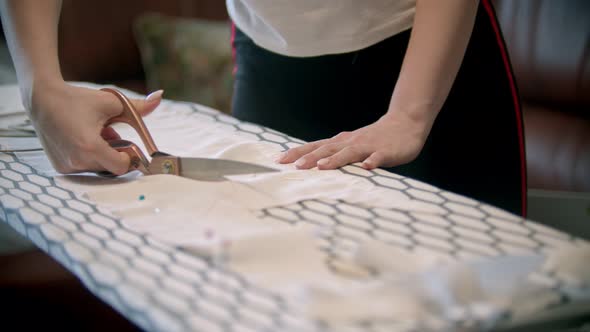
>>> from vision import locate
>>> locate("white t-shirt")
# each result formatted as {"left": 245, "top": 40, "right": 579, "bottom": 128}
{"left": 226, "top": 0, "right": 416, "bottom": 57}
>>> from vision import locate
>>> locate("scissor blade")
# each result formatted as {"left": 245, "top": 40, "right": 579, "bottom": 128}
{"left": 179, "top": 157, "right": 278, "bottom": 181}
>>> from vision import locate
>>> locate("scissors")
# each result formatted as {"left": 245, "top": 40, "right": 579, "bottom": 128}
{"left": 100, "top": 88, "right": 278, "bottom": 181}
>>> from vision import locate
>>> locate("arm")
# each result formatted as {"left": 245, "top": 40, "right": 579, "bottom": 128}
{"left": 383, "top": 0, "right": 479, "bottom": 150}
{"left": 0, "top": 0, "right": 63, "bottom": 106}
{"left": 277, "top": 0, "right": 479, "bottom": 170}
{"left": 0, "top": 0, "right": 162, "bottom": 174}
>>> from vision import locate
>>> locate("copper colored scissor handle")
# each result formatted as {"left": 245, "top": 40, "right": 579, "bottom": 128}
{"left": 101, "top": 88, "right": 159, "bottom": 155}
{"left": 100, "top": 88, "right": 176, "bottom": 176}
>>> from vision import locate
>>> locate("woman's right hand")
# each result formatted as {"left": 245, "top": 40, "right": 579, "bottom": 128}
{"left": 1, "top": 0, "right": 163, "bottom": 176}
{"left": 28, "top": 81, "right": 163, "bottom": 175}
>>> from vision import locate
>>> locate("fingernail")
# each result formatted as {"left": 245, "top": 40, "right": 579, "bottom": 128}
{"left": 274, "top": 152, "right": 287, "bottom": 163}
{"left": 145, "top": 89, "right": 164, "bottom": 101}
{"left": 317, "top": 158, "right": 329, "bottom": 166}
{"left": 295, "top": 158, "right": 306, "bottom": 168}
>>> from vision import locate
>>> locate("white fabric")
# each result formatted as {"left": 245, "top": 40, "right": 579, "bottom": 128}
{"left": 226, "top": 0, "right": 416, "bottom": 57}
{"left": 306, "top": 249, "right": 546, "bottom": 330}
{"left": 306, "top": 242, "right": 590, "bottom": 330}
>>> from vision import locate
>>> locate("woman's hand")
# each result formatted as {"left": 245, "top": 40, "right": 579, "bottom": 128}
{"left": 29, "top": 81, "right": 163, "bottom": 175}
{"left": 277, "top": 0, "right": 479, "bottom": 172}
{"left": 276, "top": 110, "right": 434, "bottom": 170}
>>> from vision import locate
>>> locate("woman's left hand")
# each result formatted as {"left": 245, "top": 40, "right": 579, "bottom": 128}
{"left": 276, "top": 111, "right": 434, "bottom": 170}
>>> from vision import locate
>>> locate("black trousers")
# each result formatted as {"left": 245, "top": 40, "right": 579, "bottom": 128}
{"left": 231, "top": 0, "right": 526, "bottom": 216}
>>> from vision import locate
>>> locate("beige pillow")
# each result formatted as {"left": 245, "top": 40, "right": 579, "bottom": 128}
{"left": 134, "top": 14, "right": 234, "bottom": 113}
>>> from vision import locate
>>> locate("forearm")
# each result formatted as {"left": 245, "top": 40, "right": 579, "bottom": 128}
{"left": 0, "top": 0, "right": 63, "bottom": 109}
{"left": 387, "top": 0, "right": 478, "bottom": 125}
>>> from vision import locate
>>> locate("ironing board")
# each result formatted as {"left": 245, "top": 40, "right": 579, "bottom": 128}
{"left": 0, "top": 83, "right": 588, "bottom": 332}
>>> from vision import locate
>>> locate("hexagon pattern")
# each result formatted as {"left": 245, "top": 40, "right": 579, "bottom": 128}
{"left": 0, "top": 99, "right": 585, "bottom": 332}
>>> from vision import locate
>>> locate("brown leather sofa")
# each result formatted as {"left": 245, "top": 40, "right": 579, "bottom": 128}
{"left": 494, "top": 0, "right": 590, "bottom": 193}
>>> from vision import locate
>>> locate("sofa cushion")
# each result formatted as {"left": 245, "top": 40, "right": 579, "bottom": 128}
{"left": 134, "top": 14, "right": 234, "bottom": 113}
{"left": 57, "top": 0, "right": 228, "bottom": 92}
{"left": 524, "top": 104, "right": 590, "bottom": 191}
{"left": 494, "top": 0, "right": 590, "bottom": 111}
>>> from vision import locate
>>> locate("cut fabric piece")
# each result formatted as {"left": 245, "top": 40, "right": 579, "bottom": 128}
{"left": 59, "top": 169, "right": 413, "bottom": 248}
{"left": 59, "top": 174, "right": 281, "bottom": 246}
{"left": 542, "top": 243, "right": 590, "bottom": 300}
{"left": 305, "top": 251, "right": 547, "bottom": 330}
{"left": 183, "top": 226, "right": 347, "bottom": 294}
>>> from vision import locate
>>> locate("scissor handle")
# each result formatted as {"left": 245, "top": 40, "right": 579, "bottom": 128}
{"left": 97, "top": 139, "right": 151, "bottom": 177}
{"left": 101, "top": 88, "right": 159, "bottom": 156}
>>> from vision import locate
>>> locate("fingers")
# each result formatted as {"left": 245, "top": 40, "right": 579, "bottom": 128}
{"left": 276, "top": 139, "right": 329, "bottom": 164}
{"left": 316, "top": 146, "right": 372, "bottom": 170}
{"left": 293, "top": 146, "right": 390, "bottom": 170}
{"left": 94, "top": 89, "right": 162, "bottom": 174}
{"left": 276, "top": 131, "right": 353, "bottom": 164}
{"left": 135, "top": 89, "right": 164, "bottom": 116}
{"left": 100, "top": 89, "right": 163, "bottom": 118}
{"left": 362, "top": 151, "right": 386, "bottom": 170}
{"left": 296, "top": 143, "right": 370, "bottom": 170}
{"left": 94, "top": 138, "right": 131, "bottom": 175}
{"left": 61, "top": 135, "right": 129, "bottom": 175}
{"left": 293, "top": 142, "right": 347, "bottom": 169}
{"left": 100, "top": 127, "right": 121, "bottom": 141}
{"left": 33, "top": 85, "right": 164, "bottom": 175}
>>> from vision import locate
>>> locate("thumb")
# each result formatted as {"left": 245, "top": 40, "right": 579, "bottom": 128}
{"left": 131, "top": 89, "right": 164, "bottom": 116}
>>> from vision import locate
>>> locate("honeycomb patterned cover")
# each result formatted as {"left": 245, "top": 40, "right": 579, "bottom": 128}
{"left": 0, "top": 83, "right": 587, "bottom": 332}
